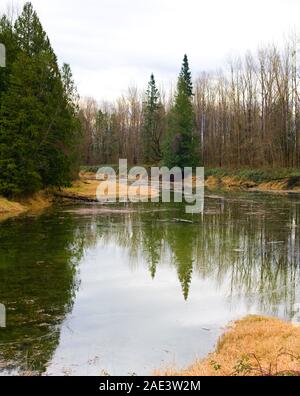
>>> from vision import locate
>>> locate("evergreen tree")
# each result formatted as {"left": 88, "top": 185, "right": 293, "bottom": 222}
{"left": 163, "top": 55, "right": 198, "bottom": 168}
{"left": 142, "top": 74, "right": 164, "bottom": 163}
{"left": 181, "top": 54, "right": 193, "bottom": 97}
{"left": 0, "top": 3, "right": 80, "bottom": 196}
{"left": 14, "top": 3, "right": 53, "bottom": 56}
{"left": 0, "top": 16, "right": 18, "bottom": 101}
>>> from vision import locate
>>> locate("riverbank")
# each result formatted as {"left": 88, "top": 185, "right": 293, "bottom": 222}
{"left": 0, "top": 192, "right": 52, "bottom": 222}
{"left": 1, "top": 167, "right": 300, "bottom": 221}
{"left": 155, "top": 316, "right": 300, "bottom": 376}
{"left": 0, "top": 174, "right": 159, "bottom": 221}
{"left": 205, "top": 168, "right": 300, "bottom": 193}
{"left": 54, "top": 170, "right": 159, "bottom": 202}
{"left": 80, "top": 166, "right": 300, "bottom": 193}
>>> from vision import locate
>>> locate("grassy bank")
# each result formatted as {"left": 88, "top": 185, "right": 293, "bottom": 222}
{"left": 155, "top": 316, "right": 300, "bottom": 376}
{"left": 0, "top": 192, "right": 52, "bottom": 222}
{"left": 2, "top": 167, "right": 300, "bottom": 221}
{"left": 205, "top": 168, "right": 300, "bottom": 192}
{"left": 0, "top": 172, "right": 158, "bottom": 221}
{"left": 56, "top": 171, "right": 159, "bottom": 201}
{"left": 80, "top": 166, "right": 300, "bottom": 192}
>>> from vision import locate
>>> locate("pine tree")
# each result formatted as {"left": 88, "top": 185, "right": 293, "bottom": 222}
{"left": 60, "top": 63, "right": 81, "bottom": 179}
{"left": 0, "top": 16, "right": 18, "bottom": 101}
{"left": 142, "top": 74, "right": 164, "bottom": 163}
{"left": 14, "top": 2, "right": 53, "bottom": 56}
{"left": 0, "top": 3, "right": 81, "bottom": 196}
{"left": 163, "top": 55, "right": 198, "bottom": 169}
{"left": 181, "top": 54, "right": 193, "bottom": 97}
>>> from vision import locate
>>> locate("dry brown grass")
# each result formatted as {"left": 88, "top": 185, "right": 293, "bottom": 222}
{"left": 204, "top": 176, "right": 257, "bottom": 190}
{"left": 61, "top": 179, "right": 159, "bottom": 201}
{"left": 0, "top": 197, "right": 25, "bottom": 214}
{"left": 0, "top": 192, "right": 52, "bottom": 221}
{"left": 221, "top": 176, "right": 257, "bottom": 189}
{"left": 204, "top": 176, "right": 219, "bottom": 188}
{"left": 62, "top": 179, "right": 100, "bottom": 199}
{"left": 258, "top": 179, "right": 300, "bottom": 193}
{"left": 79, "top": 171, "right": 300, "bottom": 195}
{"left": 205, "top": 174, "right": 300, "bottom": 193}
{"left": 155, "top": 316, "right": 300, "bottom": 376}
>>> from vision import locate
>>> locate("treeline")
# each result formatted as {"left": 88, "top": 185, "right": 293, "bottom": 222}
{"left": 0, "top": 3, "right": 80, "bottom": 196}
{"left": 79, "top": 55, "right": 199, "bottom": 167}
{"left": 80, "top": 39, "right": 300, "bottom": 169}
{"left": 80, "top": 56, "right": 197, "bottom": 168}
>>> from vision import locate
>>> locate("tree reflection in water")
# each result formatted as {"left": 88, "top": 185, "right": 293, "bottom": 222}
{"left": 0, "top": 192, "right": 299, "bottom": 374}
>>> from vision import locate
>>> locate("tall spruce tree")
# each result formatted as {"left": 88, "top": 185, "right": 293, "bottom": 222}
{"left": 0, "top": 16, "right": 18, "bottom": 99}
{"left": 163, "top": 55, "right": 198, "bottom": 168}
{"left": 0, "top": 2, "right": 80, "bottom": 196}
{"left": 142, "top": 74, "right": 164, "bottom": 163}
{"left": 181, "top": 54, "right": 193, "bottom": 97}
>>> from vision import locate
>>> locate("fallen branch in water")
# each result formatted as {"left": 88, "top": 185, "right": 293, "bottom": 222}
{"left": 173, "top": 218, "right": 194, "bottom": 224}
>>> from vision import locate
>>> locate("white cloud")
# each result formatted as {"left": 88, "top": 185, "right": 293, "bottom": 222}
{"left": 2, "top": 0, "right": 300, "bottom": 101}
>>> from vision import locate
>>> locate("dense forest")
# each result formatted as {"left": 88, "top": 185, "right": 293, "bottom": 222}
{"left": 80, "top": 54, "right": 198, "bottom": 169}
{"left": 81, "top": 40, "right": 300, "bottom": 169}
{"left": 1, "top": 3, "right": 300, "bottom": 198}
{"left": 0, "top": 3, "right": 80, "bottom": 196}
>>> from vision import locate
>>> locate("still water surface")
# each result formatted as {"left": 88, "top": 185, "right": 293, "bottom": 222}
{"left": 0, "top": 191, "right": 300, "bottom": 375}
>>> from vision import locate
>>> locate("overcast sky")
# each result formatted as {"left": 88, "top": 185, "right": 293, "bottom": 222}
{"left": 2, "top": 0, "right": 300, "bottom": 101}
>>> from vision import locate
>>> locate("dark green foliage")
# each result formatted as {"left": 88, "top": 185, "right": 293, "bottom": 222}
{"left": 142, "top": 74, "right": 165, "bottom": 163}
{"left": 0, "top": 16, "right": 18, "bottom": 99}
{"left": 180, "top": 54, "right": 193, "bottom": 97}
{"left": 163, "top": 55, "right": 199, "bottom": 168}
{"left": 0, "top": 2, "right": 80, "bottom": 196}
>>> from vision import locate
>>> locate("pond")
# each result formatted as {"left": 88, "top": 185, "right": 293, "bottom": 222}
{"left": 0, "top": 191, "right": 300, "bottom": 375}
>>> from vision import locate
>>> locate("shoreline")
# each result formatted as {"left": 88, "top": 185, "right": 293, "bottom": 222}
{"left": 205, "top": 168, "right": 300, "bottom": 194}
{"left": 155, "top": 316, "right": 300, "bottom": 376}
{"left": 1, "top": 168, "right": 300, "bottom": 221}
{"left": 0, "top": 192, "right": 53, "bottom": 222}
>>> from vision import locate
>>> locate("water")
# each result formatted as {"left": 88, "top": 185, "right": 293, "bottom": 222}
{"left": 0, "top": 191, "right": 300, "bottom": 375}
